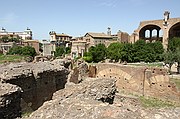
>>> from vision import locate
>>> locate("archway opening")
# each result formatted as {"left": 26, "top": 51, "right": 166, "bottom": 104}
{"left": 145, "top": 30, "right": 150, "bottom": 38}
{"left": 169, "top": 22, "right": 180, "bottom": 39}
{"left": 139, "top": 25, "right": 162, "bottom": 42}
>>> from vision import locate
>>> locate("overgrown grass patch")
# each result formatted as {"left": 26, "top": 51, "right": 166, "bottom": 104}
{"left": 0, "top": 55, "right": 24, "bottom": 64}
{"left": 139, "top": 96, "right": 177, "bottom": 108}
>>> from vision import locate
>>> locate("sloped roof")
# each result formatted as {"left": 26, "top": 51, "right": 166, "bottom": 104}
{"left": 56, "top": 33, "right": 72, "bottom": 38}
{"left": 85, "top": 32, "right": 112, "bottom": 38}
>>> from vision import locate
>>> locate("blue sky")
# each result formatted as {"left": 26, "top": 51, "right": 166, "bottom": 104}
{"left": 0, "top": 0, "right": 180, "bottom": 40}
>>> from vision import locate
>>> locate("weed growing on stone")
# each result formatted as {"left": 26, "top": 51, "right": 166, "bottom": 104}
{"left": 21, "top": 111, "right": 32, "bottom": 118}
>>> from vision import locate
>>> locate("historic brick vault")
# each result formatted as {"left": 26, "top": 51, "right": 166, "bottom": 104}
{"left": 131, "top": 11, "right": 180, "bottom": 49}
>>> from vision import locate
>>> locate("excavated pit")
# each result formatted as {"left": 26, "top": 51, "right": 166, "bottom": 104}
{"left": 0, "top": 59, "right": 70, "bottom": 118}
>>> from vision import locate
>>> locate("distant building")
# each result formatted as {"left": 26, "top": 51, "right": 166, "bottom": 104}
{"left": 116, "top": 30, "right": 130, "bottom": 43}
{"left": 41, "top": 40, "right": 56, "bottom": 56}
{"left": 22, "top": 40, "right": 40, "bottom": 54}
{"left": 0, "top": 42, "right": 16, "bottom": 54}
{"left": 71, "top": 40, "right": 88, "bottom": 58}
{"left": 0, "top": 27, "right": 32, "bottom": 40}
{"left": 49, "top": 31, "right": 72, "bottom": 47}
{"left": 84, "top": 32, "right": 116, "bottom": 48}
{"left": 71, "top": 28, "right": 130, "bottom": 59}
{"left": 130, "top": 11, "right": 180, "bottom": 49}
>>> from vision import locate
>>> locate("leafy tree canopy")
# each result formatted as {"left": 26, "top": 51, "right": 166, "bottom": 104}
{"left": 55, "top": 46, "right": 65, "bottom": 57}
{"left": 21, "top": 46, "right": 36, "bottom": 57}
{"left": 107, "top": 42, "right": 123, "bottom": 62}
{"left": 8, "top": 46, "right": 36, "bottom": 57}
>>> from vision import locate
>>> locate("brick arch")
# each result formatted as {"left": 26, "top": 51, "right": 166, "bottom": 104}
{"left": 168, "top": 20, "right": 180, "bottom": 30}
{"left": 138, "top": 23, "right": 163, "bottom": 33}
{"left": 149, "top": 75, "right": 169, "bottom": 84}
{"left": 139, "top": 24, "right": 162, "bottom": 42}
{"left": 169, "top": 21, "right": 180, "bottom": 38}
{"left": 96, "top": 67, "right": 143, "bottom": 93}
{"left": 96, "top": 67, "right": 131, "bottom": 80}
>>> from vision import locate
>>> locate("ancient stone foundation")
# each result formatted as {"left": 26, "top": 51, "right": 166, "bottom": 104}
{"left": 0, "top": 59, "right": 70, "bottom": 118}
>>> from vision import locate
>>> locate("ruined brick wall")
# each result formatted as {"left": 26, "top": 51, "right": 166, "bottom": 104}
{"left": 93, "top": 63, "right": 180, "bottom": 102}
{"left": 69, "top": 61, "right": 89, "bottom": 83}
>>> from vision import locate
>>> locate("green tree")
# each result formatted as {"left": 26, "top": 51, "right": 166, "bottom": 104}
{"left": 121, "top": 43, "right": 134, "bottom": 62}
{"left": 8, "top": 46, "right": 22, "bottom": 55}
{"left": 83, "top": 52, "right": 93, "bottom": 63}
{"left": 85, "top": 44, "right": 107, "bottom": 63}
{"left": 163, "top": 50, "right": 175, "bottom": 74}
{"left": 168, "top": 37, "right": 180, "bottom": 52}
{"left": 55, "top": 46, "right": 65, "bottom": 57}
{"left": 133, "top": 40, "right": 147, "bottom": 62}
{"left": 132, "top": 40, "right": 164, "bottom": 63}
{"left": 150, "top": 41, "right": 164, "bottom": 61}
{"left": 167, "top": 37, "right": 180, "bottom": 73}
{"left": 65, "top": 47, "right": 71, "bottom": 54}
{"left": 107, "top": 42, "right": 123, "bottom": 62}
{"left": 92, "top": 44, "right": 107, "bottom": 63}
{"left": 21, "top": 46, "right": 36, "bottom": 57}
{"left": 174, "top": 48, "right": 180, "bottom": 74}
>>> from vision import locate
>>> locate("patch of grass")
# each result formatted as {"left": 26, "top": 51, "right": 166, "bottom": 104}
{"left": 0, "top": 55, "right": 24, "bottom": 64}
{"left": 170, "top": 78, "right": 180, "bottom": 91}
{"left": 139, "top": 96, "right": 177, "bottom": 108}
{"left": 21, "top": 111, "right": 33, "bottom": 117}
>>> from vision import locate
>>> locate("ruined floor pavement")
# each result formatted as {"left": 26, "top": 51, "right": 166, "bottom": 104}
{"left": 23, "top": 78, "right": 180, "bottom": 119}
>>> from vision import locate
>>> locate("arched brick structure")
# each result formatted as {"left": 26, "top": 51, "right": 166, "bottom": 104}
{"left": 92, "top": 63, "right": 180, "bottom": 101}
{"left": 131, "top": 12, "right": 180, "bottom": 49}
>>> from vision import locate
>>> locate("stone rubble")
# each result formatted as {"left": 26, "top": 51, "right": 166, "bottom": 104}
{"left": 24, "top": 78, "right": 180, "bottom": 119}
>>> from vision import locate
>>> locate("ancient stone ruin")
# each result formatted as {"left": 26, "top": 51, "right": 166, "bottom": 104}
{"left": 0, "top": 61, "right": 180, "bottom": 119}
{"left": 0, "top": 59, "right": 70, "bottom": 118}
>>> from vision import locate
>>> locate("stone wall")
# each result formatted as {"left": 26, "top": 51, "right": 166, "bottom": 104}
{"left": 0, "top": 59, "right": 69, "bottom": 117}
{"left": 68, "top": 61, "right": 89, "bottom": 83}
{"left": 0, "top": 82, "right": 22, "bottom": 118}
{"left": 92, "top": 63, "right": 180, "bottom": 102}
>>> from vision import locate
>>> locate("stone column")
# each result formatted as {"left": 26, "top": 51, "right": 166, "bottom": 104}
{"left": 150, "top": 30, "right": 152, "bottom": 39}
{"left": 157, "top": 29, "right": 160, "bottom": 38}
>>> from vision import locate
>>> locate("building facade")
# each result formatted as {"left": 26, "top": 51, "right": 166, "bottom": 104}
{"left": 71, "top": 40, "right": 87, "bottom": 58}
{"left": 0, "top": 42, "right": 15, "bottom": 54}
{"left": 22, "top": 40, "right": 39, "bottom": 54}
{"left": 0, "top": 27, "right": 32, "bottom": 40}
{"left": 49, "top": 31, "right": 72, "bottom": 47}
{"left": 41, "top": 40, "right": 56, "bottom": 56}
{"left": 71, "top": 28, "right": 130, "bottom": 59}
{"left": 130, "top": 11, "right": 180, "bottom": 49}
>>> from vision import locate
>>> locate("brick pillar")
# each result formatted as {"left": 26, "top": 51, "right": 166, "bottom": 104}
{"left": 163, "top": 26, "right": 169, "bottom": 50}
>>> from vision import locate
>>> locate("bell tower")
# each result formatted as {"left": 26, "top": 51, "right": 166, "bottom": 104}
{"left": 49, "top": 31, "right": 56, "bottom": 42}
{"left": 107, "top": 27, "right": 111, "bottom": 36}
